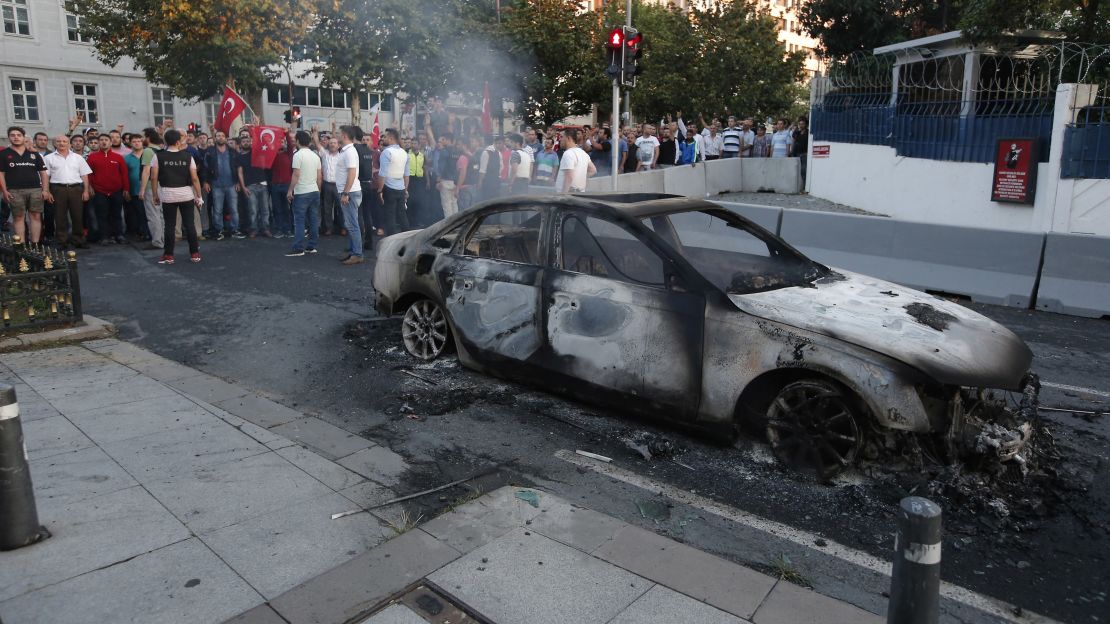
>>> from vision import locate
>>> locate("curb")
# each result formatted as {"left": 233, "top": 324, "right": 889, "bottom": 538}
{"left": 0, "top": 315, "right": 116, "bottom": 352}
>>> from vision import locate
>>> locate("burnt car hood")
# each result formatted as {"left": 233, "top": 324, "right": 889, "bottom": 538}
{"left": 727, "top": 270, "right": 1033, "bottom": 389}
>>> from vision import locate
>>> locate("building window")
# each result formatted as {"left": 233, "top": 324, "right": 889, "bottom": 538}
{"left": 151, "top": 87, "right": 174, "bottom": 125}
{"left": 10, "top": 78, "right": 40, "bottom": 122}
{"left": 64, "top": 2, "right": 89, "bottom": 42}
{"left": 2, "top": 0, "right": 31, "bottom": 35}
{"left": 73, "top": 83, "right": 98, "bottom": 124}
{"left": 203, "top": 97, "right": 220, "bottom": 128}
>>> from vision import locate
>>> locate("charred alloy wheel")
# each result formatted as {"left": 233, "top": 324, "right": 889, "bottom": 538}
{"left": 401, "top": 299, "right": 450, "bottom": 360}
{"left": 765, "top": 379, "right": 863, "bottom": 480}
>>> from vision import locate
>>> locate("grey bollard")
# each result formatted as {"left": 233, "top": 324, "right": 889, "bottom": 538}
{"left": 0, "top": 384, "right": 49, "bottom": 550}
{"left": 887, "top": 496, "right": 941, "bottom": 624}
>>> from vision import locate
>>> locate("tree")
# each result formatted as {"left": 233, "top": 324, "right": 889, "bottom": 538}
{"left": 797, "top": 0, "right": 908, "bottom": 59}
{"left": 71, "top": 0, "right": 304, "bottom": 112}
{"left": 308, "top": 0, "right": 450, "bottom": 124}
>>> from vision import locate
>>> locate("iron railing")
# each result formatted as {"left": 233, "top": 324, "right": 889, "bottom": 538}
{"left": 0, "top": 235, "right": 83, "bottom": 332}
{"left": 1061, "top": 85, "right": 1110, "bottom": 179}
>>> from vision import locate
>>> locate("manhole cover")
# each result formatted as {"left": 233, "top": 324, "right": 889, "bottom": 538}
{"left": 358, "top": 583, "right": 489, "bottom": 624}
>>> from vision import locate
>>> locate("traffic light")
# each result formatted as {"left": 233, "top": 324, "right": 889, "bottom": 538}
{"left": 605, "top": 26, "right": 624, "bottom": 79}
{"left": 623, "top": 30, "right": 643, "bottom": 88}
{"left": 283, "top": 106, "right": 302, "bottom": 126}
{"left": 187, "top": 122, "right": 197, "bottom": 133}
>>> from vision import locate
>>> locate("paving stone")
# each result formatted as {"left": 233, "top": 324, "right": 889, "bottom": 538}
{"left": 527, "top": 500, "right": 626, "bottom": 553}
{"left": 269, "top": 529, "right": 461, "bottom": 624}
{"left": 220, "top": 413, "right": 298, "bottom": 450}
{"left": 215, "top": 393, "right": 304, "bottom": 428}
{"left": 65, "top": 393, "right": 220, "bottom": 445}
{"left": 201, "top": 492, "right": 389, "bottom": 599}
{"left": 592, "top": 524, "right": 777, "bottom": 620}
{"left": 429, "top": 528, "right": 651, "bottom": 624}
{"left": 168, "top": 373, "right": 251, "bottom": 404}
{"left": 0, "top": 485, "right": 190, "bottom": 602}
{"left": 609, "top": 585, "right": 751, "bottom": 624}
{"left": 1, "top": 382, "right": 60, "bottom": 422}
{"left": 22, "top": 414, "right": 95, "bottom": 461}
{"left": 0, "top": 538, "right": 262, "bottom": 624}
{"left": 420, "top": 487, "right": 544, "bottom": 554}
{"left": 127, "top": 355, "right": 209, "bottom": 382}
{"left": 337, "top": 445, "right": 408, "bottom": 485}
{"left": 80, "top": 337, "right": 122, "bottom": 351}
{"left": 752, "top": 579, "right": 884, "bottom": 624}
{"left": 82, "top": 339, "right": 159, "bottom": 365}
{"left": 276, "top": 444, "right": 366, "bottom": 491}
{"left": 101, "top": 418, "right": 269, "bottom": 481}
{"left": 338, "top": 481, "right": 405, "bottom": 528}
{"left": 47, "top": 375, "right": 180, "bottom": 415}
{"left": 358, "top": 604, "right": 427, "bottom": 624}
{"left": 225, "top": 603, "right": 288, "bottom": 624}
{"left": 28, "top": 445, "right": 138, "bottom": 508}
{"left": 144, "top": 451, "right": 333, "bottom": 534}
{"left": 270, "top": 416, "right": 372, "bottom": 460}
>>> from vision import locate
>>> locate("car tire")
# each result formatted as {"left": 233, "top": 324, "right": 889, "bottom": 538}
{"left": 401, "top": 299, "right": 453, "bottom": 361}
{"left": 765, "top": 379, "right": 863, "bottom": 481}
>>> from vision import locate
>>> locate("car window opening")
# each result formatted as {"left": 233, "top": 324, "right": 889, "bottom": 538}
{"left": 561, "top": 215, "right": 664, "bottom": 286}
{"left": 463, "top": 209, "right": 542, "bottom": 265}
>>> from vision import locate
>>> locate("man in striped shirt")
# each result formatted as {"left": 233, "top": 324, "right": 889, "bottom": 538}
{"left": 721, "top": 116, "right": 742, "bottom": 158}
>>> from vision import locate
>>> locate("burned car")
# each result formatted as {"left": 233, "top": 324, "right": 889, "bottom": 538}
{"left": 373, "top": 194, "right": 1039, "bottom": 479}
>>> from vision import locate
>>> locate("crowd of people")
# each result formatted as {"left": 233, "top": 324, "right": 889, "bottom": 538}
{"left": 0, "top": 105, "right": 810, "bottom": 265}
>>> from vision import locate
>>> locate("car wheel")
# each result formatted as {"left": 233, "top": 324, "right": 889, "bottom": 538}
{"left": 401, "top": 299, "right": 452, "bottom": 361}
{"left": 765, "top": 379, "right": 863, "bottom": 481}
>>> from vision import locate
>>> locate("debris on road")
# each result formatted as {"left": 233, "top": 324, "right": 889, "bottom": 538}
{"left": 575, "top": 450, "right": 612, "bottom": 463}
{"left": 399, "top": 369, "right": 438, "bottom": 385}
{"left": 622, "top": 431, "right": 679, "bottom": 461}
{"left": 514, "top": 490, "right": 540, "bottom": 508}
{"left": 636, "top": 499, "right": 672, "bottom": 521}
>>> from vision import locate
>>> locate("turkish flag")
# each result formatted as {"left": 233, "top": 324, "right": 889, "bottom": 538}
{"left": 214, "top": 86, "right": 247, "bottom": 135}
{"left": 250, "top": 125, "right": 284, "bottom": 169}
{"left": 371, "top": 113, "right": 380, "bottom": 150}
{"left": 481, "top": 82, "right": 493, "bottom": 135}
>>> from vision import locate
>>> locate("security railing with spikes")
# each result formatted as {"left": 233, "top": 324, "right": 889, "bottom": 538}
{"left": 0, "top": 234, "right": 83, "bottom": 333}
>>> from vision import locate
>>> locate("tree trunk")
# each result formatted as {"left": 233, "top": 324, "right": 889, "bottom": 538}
{"left": 246, "top": 90, "right": 265, "bottom": 125}
{"left": 349, "top": 87, "right": 361, "bottom": 126}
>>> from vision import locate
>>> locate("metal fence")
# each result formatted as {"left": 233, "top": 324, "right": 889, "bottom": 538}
{"left": 0, "top": 235, "right": 83, "bottom": 333}
{"left": 812, "top": 43, "right": 1107, "bottom": 166}
{"left": 1061, "top": 82, "right": 1110, "bottom": 178}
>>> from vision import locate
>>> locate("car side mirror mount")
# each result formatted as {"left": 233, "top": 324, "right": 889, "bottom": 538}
{"left": 432, "top": 237, "right": 452, "bottom": 250}
{"left": 668, "top": 273, "right": 688, "bottom": 293}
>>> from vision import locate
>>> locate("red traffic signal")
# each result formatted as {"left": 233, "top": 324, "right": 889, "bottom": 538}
{"left": 606, "top": 27, "right": 624, "bottom": 49}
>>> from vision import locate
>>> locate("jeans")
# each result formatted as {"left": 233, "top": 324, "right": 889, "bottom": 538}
{"left": 210, "top": 186, "right": 238, "bottom": 233}
{"left": 320, "top": 182, "right": 343, "bottom": 232}
{"left": 341, "top": 191, "right": 363, "bottom": 257}
{"left": 162, "top": 200, "right": 199, "bottom": 256}
{"left": 245, "top": 183, "right": 270, "bottom": 233}
{"left": 270, "top": 183, "right": 291, "bottom": 235}
{"left": 91, "top": 190, "right": 125, "bottom": 241}
{"left": 381, "top": 187, "right": 409, "bottom": 236}
{"left": 291, "top": 192, "right": 319, "bottom": 252}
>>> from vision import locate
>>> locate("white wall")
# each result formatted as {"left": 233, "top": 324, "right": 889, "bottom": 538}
{"left": 808, "top": 142, "right": 1053, "bottom": 232}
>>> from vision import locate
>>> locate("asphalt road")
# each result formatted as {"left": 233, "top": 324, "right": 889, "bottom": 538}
{"left": 75, "top": 235, "right": 1109, "bottom": 624}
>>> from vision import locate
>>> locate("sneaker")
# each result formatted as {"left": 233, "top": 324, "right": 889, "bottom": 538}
{"left": 285, "top": 250, "right": 305, "bottom": 257}
{"left": 305, "top": 248, "right": 318, "bottom": 254}
{"left": 272, "top": 232, "right": 286, "bottom": 239}
{"left": 157, "top": 255, "right": 175, "bottom": 265}
{"left": 115, "top": 236, "right": 127, "bottom": 244}
{"left": 231, "top": 231, "right": 246, "bottom": 239}
{"left": 216, "top": 232, "right": 226, "bottom": 241}
{"left": 190, "top": 253, "right": 201, "bottom": 263}
{"left": 339, "top": 252, "right": 352, "bottom": 261}
{"left": 341, "top": 255, "right": 364, "bottom": 265}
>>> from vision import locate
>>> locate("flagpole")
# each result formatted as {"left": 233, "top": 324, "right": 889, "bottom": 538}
{"left": 226, "top": 84, "right": 258, "bottom": 124}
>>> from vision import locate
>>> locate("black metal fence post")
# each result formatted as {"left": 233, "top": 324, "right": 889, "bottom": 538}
{"left": 66, "top": 251, "right": 83, "bottom": 321}
{"left": 0, "top": 383, "right": 49, "bottom": 550}
{"left": 888, "top": 496, "right": 942, "bottom": 624}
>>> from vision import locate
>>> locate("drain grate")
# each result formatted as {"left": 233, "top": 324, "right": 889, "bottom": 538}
{"left": 356, "top": 582, "right": 490, "bottom": 624}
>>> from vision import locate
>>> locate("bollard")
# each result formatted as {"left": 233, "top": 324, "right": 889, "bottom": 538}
{"left": 887, "top": 496, "right": 942, "bottom": 624}
{"left": 0, "top": 383, "right": 49, "bottom": 550}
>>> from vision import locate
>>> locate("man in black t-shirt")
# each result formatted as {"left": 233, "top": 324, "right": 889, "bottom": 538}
{"left": 0, "top": 126, "right": 50, "bottom": 243}
{"left": 792, "top": 117, "right": 809, "bottom": 186}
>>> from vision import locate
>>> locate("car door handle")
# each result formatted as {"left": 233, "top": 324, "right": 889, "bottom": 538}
{"left": 462, "top": 279, "right": 473, "bottom": 290}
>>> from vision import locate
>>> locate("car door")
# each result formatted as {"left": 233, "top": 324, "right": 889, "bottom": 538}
{"left": 436, "top": 206, "right": 547, "bottom": 367}
{"left": 539, "top": 209, "right": 705, "bottom": 418}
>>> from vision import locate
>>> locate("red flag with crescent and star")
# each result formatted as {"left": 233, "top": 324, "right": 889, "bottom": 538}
{"left": 371, "top": 113, "right": 380, "bottom": 149}
{"left": 249, "top": 125, "right": 284, "bottom": 169}
{"left": 214, "top": 86, "right": 248, "bottom": 135}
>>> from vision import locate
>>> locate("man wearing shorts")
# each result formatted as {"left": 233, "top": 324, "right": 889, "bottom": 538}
{"left": 0, "top": 126, "right": 50, "bottom": 243}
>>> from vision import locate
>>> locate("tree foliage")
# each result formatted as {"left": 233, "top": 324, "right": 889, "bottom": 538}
{"left": 71, "top": 0, "right": 305, "bottom": 100}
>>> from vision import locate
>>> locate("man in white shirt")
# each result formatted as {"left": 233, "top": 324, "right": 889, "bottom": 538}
{"left": 318, "top": 135, "right": 341, "bottom": 235}
{"left": 634, "top": 125, "right": 660, "bottom": 171}
{"left": 770, "top": 118, "right": 795, "bottom": 158}
{"left": 507, "top": 132, "right": 534, "bottom": 195}
{"left": 740, "top": 118, "right": 756, "bottom": 158}
{"left": 556, "top": 128, "right": 595, "bottom": 193}
{"left": 43, "top": 135, "right": 92, "bottom": 248}
{"left": 285, "top": 130, "right": 323, "bottom": 257}
{"left": 376, "top": 128, "right": 410, "bottom": 236}
{"left": 335, "top": 125, "right": 363, "bottom": 265}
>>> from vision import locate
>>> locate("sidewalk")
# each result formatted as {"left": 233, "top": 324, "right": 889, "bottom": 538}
{"left": 0, "top": 340, "right": 883, "bottom": 624}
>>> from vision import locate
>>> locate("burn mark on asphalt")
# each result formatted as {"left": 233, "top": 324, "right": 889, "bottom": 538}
{"left": 904, "top": 302, "right": 958, "bottom": 331}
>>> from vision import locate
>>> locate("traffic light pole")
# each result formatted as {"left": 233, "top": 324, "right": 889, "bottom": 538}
{"left": 611, "top": 79, "right": 619, "bottom": 190}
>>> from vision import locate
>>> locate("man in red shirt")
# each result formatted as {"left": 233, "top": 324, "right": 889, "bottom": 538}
{"left": 86, "top": 133, "right": 130, "bottom": 244}
{"left": 268, "top": 130, "right": 295, "bottom": 238}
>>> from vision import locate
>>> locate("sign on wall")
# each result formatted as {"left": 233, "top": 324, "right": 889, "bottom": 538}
{"left": 812, "top": 145, "right": 830, "bottom": 158}
{"left": 991, "top": 138, "right": 1038, "bottom": 204}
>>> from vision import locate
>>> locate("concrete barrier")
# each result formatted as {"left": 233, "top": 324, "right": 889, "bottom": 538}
{"left": 586, "top": 169, "right": 666, "bottom": 193}
{"left": 1035, "top": 233, "right": 1110, "bottom": 318}
{"left": 712, "top": 201, "right": 783, "bottom": 235}
{"left": 741, "top": 158, "right": 801, "bottom": 193}
{"left": 705, "top": 158, "right": 742, "bottom": 196}
{"left": 778, "top": 210, "right": 1045, "bottom": 307}
{"left": 663, "top": 164, "right": 706, "bottom": 197}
